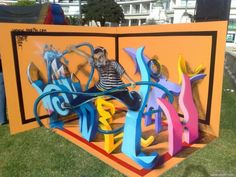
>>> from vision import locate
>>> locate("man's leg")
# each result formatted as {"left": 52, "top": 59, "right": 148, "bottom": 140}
{"left": 70, "top": 86, "right": 101, "bottom": 107}
{"left": 111, "top": 90, "right": 142, "bottom": 111}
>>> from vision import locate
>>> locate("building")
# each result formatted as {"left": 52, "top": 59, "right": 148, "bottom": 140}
{"left": 116, "top": 0, "right": 158, "bottom": 26}
{"left": 229, "top": 0, "right": 236, "bottom": 31}
{"left": 42, "top": 0, "right": 175, "bottom": 26}
{"left": 1, "top": 0, "right": 236, "bottom": 27}
{"left": 174, "top": 0, "right": 235, "bottom": 24}
{"left": 115, "top": 0, "right": 175, "bottom": 26}
{"left": 172, "top": 0, "right": 196, "bottom": 23}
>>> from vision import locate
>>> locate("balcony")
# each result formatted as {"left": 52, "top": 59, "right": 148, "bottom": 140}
{"left": 124, "top": 10, "right": 150, "bottom": 15}
{"left": 116, "top": 0, "right": 156, "bottom": 7}
{"left": 116, "top": 0, "right": 155, "bottom": 3}
{"left": 59, "top": 2, "right": 80, "bottom": 16}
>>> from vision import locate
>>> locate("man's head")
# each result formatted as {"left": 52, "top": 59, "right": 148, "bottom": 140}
{"left": 94, "top": 46, "right": 107, "bottom": 66}
{"left": 148, "top": 59, "right": 161, "bottom": 80}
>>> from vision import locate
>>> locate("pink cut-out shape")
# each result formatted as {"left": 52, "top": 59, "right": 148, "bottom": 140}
{"left": 179, "top": 74, "right": 199, "bottom": 144}
{"left": 157, "top": 74, "right": 199, "bottom": 156}
{"left": 157, "top": 98, "right": 183, "bottom": 156}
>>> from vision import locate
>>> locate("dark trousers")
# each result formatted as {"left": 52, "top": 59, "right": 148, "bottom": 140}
{"left": 71, "top": 86, "right": 141, "bottom": 111}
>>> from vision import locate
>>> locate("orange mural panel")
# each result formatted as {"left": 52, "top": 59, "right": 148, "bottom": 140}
{"left": 0, "top": 21, "right": 227, "bottom": 176}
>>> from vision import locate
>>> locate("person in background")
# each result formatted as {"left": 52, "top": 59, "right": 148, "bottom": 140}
{"left": 0, "top": 54, "right": 7, "bottom": 125}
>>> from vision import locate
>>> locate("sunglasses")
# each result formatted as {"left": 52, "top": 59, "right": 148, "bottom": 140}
{"left": 147, "top": 59, "right": 162, "bottom": 80}
{"left": 94, "top": 47, "right": 107, "bottom": 55}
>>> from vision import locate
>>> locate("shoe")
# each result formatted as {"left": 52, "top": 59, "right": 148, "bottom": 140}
{"left": 129, "top": 91, "right": 142, "bottom": 111}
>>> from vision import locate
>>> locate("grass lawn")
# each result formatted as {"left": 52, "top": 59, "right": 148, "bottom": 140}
{"left": 0, "top": 71, "right": 236, "bottom": 177}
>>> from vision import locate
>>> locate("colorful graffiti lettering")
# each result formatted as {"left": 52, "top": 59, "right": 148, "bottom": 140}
{"left": 29, "top": 43, "right": 205, "bottom": 169}
{"left": 125, "top": 48, "right": 206, "bottom": 134}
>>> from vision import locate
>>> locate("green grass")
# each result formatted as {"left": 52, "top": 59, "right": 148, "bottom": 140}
{"left": 162, "top": 72, "right": 236, "bottom": 177}
{"left": 0, "top": 71, "right": 236, "bottom": 177}
{"left": 0, "top": 127, "right": 124, "bottom": 177}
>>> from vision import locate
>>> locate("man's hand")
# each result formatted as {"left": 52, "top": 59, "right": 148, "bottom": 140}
{"left": 67, "top": 46, "right": 91, "bottom": 60}
{"left": 67, "top": 45, "right": 77, "bottom": 53}
{"left": 122, "top": 72, "right": 136, "bottom": 89}
{"left": 130, "top": 81, "right": 136, "bottom": 88}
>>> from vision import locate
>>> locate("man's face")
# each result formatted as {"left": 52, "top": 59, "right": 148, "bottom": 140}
{"left": 150, "top": 61, "right": 161, "bottom": 75}
{"left": 94, "top": 52, "right": 107, "bottom": 66}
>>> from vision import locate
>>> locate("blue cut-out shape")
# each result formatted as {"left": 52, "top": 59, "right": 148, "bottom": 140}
{"left": 75, "top": 103, "right": 98, "bottom": 141}
{"left": 124, "top": 48, "right": 149, "bottom": 74}
{"left": 32, "top": 42, "right": 97, "bottom": 139}
{"left": 121, "top": 47, "right": 158, "bottom": 169}
{"left": 33, "top": 84, "right": 99, "bottom": 141}
{"left": 43, "top": 49, "right": 63, "bottom": 84}
{"left": 49, "top": 112, "right": 64, "bottom": 129}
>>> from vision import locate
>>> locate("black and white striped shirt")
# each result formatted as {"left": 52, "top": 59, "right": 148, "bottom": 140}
{"left": 94, "top": 60, "right": 125, "bottom": 91}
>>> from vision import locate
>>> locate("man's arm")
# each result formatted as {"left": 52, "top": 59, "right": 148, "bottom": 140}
{"left": 114, "top": 61, "right": 136, "bottom": 88}
{"left": 67, "top": 45, "right": 92, "bottom": 62}
{"left": 122, "top": 72, "right": 136, "bottom": 88}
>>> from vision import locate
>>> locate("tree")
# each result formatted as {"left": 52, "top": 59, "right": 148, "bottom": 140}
{"left": 14, "top": 0, "right": 36, "bottom": 6}
{"left": 82, "top": 0, "right": 124, "bottom": 27}
{"left": 67, "top": 16, "right": 80, "bottom": 25}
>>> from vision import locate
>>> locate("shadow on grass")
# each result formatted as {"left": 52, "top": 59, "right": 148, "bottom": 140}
{"left": 175, "top": 147, "right": 201, "bottom": 158}
{"left": 181, "top": 164, "right": 210, "bottom": 177}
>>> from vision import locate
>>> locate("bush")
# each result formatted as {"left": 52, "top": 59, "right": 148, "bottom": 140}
{"left": 14, "top": 0, "right": 36, "bottom": 6}
{"left": 67, "top": 16, "right": 80, "bottom": 25}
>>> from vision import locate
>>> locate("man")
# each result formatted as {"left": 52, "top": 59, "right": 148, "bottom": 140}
{"left": 69, "top": 46, "right": 141, "bottom": 111}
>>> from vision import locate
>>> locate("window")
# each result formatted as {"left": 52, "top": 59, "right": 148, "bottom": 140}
{"left": 131, "top": 19, "right": 138, "bottom": 26}
{"left": 228, "top": 20, "right": 236, "bottom": 31}
{"left": 122, "top": 5, "right": 130, "bottom": 14}
{"left": 141, "top": 19, "right": 146, "bottom": 25}
{"left": 141, "top": 3, "right": 149, "bottom": 14}
{"left": 121, "top": 19, "right": 129, "bottom": 26}
{"left": 181, "top": 0, "right": 196, "bottom": 6}
{"left": 132, "top": 4, "right": 140, "bottom": 14}
{"left": 226, "top": 33, "right": 236, "bottom": 43}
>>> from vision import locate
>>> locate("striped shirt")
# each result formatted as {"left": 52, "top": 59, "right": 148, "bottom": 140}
{"left": 94, "top": 60, "right": 125, "bottom": 90}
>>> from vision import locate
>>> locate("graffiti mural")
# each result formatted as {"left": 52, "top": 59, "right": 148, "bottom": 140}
{"left": 0, "top": 22, "right": 227, "bottom": 176}
{"left": 28, "top": 42, "right": 206, "bottom": 169}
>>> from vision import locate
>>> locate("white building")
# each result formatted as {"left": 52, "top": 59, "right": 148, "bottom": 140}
{"left": 116, "top": 0, "right": 175, "bottom": 26}
{"left": 43, "top": 0, "right": 175, "bottom": 26}
{"left": 1, "top": 0, "right": 236, "bottom": 28}
{"left": 173, "top": 0, "right": 236, "bottom": 25}
{"left": 172, "top": 0, "right": 196, "bottom": 23}
{"left": 116, "top": 0, "right": 157, "bottom": 26}
{"left": 229, "top": 0, "right": 236, "bottom": 31}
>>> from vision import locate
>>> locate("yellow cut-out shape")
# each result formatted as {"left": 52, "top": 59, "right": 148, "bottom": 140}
{"left": 178, "top": 55, "right": 204, "bottom": 84}
{"left": 95, "top": 98, "right": 123, "bottom": 154}
{"left": 95, "top": 97, "right": 155, "bottom": 153}
{"left": 141, "top": 136, "right": 155, "bottom": 148}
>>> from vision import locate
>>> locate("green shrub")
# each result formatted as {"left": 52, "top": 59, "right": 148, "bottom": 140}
{"left": 14, "top": 0, "right": 36, "bottom": 6}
